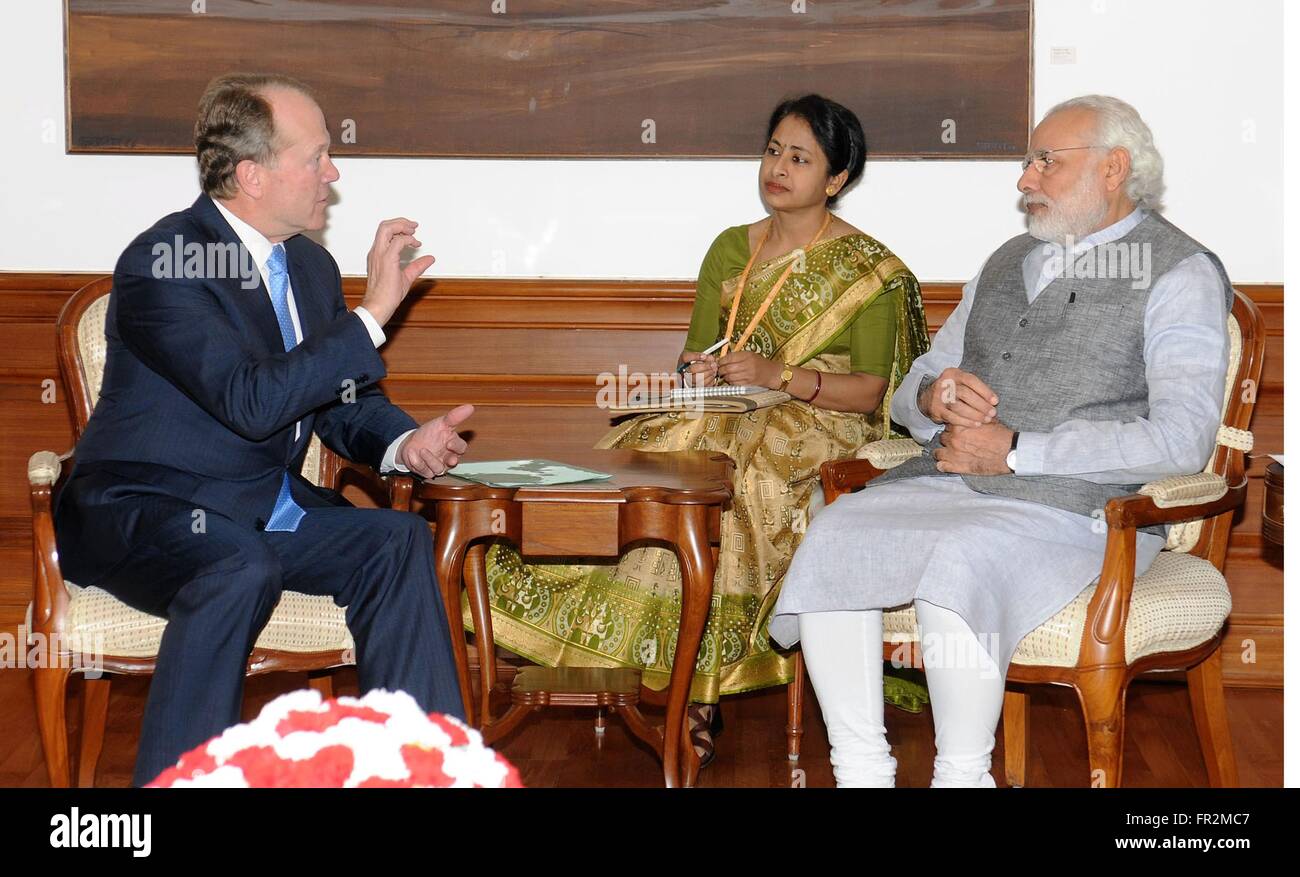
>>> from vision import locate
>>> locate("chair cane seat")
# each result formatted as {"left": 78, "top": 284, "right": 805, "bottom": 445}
{"left": 60, "top": 582, "right": 354, "bottom": 659}
{"left": 881, "top": 551, "right": 1231, "bottom": 668}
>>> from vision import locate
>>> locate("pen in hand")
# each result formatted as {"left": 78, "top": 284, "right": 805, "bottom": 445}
{"left": 675, "top": 337, "right": 728, "bottom": 379}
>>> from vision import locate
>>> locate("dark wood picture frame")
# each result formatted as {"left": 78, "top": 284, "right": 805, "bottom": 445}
{"left": 66, "top": 0, "right": 1032, "bottom": 159}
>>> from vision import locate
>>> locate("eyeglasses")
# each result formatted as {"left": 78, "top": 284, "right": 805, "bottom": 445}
{"left": 1021, "top": 145, "right": 1107, "bottom": 173}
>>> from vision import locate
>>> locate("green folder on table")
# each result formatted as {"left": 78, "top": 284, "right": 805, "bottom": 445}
{"left": 447, "top": 459, "right": 612, "bottom": 488}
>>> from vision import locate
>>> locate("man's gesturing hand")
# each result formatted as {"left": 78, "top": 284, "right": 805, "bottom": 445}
{"left": 360, "top": 218, "right": 436, "bottom": 327}
{"left": 933, "top": 420, "right": 1014, "bottom": 475}
{"left": 398, "top": 404, "right": 474, "bottom": 478}
{"left": 919, "top": 368, "right": 999, "bottom": 430}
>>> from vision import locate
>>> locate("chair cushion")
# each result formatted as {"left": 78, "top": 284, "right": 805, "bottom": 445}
{"left": 881, "top": 551, "right": 1231, "bottom": 668}
{"left": 63, "top": 582, "right": 354, "bottom": 659}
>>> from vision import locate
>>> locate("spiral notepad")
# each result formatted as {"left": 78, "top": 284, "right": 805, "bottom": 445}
{"left": 609, "top": 385, "right": 791, "bottom": 414}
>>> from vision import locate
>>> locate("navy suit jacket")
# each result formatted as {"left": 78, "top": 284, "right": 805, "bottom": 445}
{"left": 55, "top": 194, "right": 418, "bottom": 584}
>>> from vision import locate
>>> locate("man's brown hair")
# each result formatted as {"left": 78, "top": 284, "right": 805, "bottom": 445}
{"left": 194, "top": 73, "right": 315, "bottom": 199}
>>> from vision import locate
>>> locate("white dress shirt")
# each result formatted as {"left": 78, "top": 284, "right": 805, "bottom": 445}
{"left": 213, "top": 199, "right": 414, "bottom": 472}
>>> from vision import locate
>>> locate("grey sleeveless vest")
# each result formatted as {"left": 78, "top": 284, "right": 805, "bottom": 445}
{"left": 871, "top": 212, "right": 1232, "bottom": 532}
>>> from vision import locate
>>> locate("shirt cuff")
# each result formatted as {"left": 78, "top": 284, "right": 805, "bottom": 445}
{"left": 380, "top": 429, "right": 416, "bottom": 473}
{"left": 354, "top": 306, "right": 387, "bottom": 348}
{"left": 893, "top": 372, "right": 942, "bottom": 441}
{"left": 1010, "top": 431, "right": 1048, "bottom": 475}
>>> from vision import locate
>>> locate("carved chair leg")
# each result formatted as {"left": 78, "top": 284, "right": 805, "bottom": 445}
{"left": 680, "top": 718, "right": 702, "bottom": 788}
{"left": 1186, "top": 644, "right": 1239, "bottom": 787}
{"left": 481, "top": 704, "right": 536, "bottom": 747}
{"left": 1002, "top": 686, "right": 1028, "bottom": 788}
{"left": 1074, "top": 669, "right": 1128, "bottom": 788}
{"left": 463, "top": 544, "right": 496, "bottom": 728}
{"left": 307, "top": 671, "right": 335, "bottom": 701}
{"left": 786, "top": 650, "right": 805, "bottom": 762}
{"left": 33, "top": 665, "right": 72, "bottom": 787}
{"left": 77, "top": 675, "right": 112, "bottom": 788}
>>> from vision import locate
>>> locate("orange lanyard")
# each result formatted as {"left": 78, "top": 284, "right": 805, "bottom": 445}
{"left": 720, "top": 212, "right": 833, "bottom": 357}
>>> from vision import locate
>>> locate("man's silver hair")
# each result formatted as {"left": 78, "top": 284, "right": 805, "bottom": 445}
{"left": 1044, "top": 95, "right": 1165, "bottom": 212}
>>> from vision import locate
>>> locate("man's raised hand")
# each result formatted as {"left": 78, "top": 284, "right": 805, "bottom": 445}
{"left": 360, "top": 217, "right": 436, "bottom": 327}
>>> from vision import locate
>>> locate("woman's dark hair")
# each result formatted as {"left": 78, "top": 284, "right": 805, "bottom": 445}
{"left": 765, "top": 94, "right": 867, "bottom": 207}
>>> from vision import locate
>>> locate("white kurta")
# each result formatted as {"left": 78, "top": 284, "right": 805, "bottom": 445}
{"left": 771, "top": 475, "right": 1166, "bottom": 671}
{"left": 769, "top": 209, "right": 1230, "bottom": 671}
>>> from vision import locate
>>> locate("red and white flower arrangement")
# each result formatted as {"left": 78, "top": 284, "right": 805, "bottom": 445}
{"left": 148, "top": 688, "right": 523, "bottom": 788}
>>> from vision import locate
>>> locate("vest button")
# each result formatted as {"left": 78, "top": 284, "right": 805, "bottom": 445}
{"left": 1002, "top": 351, "right": 1012, "bottom": 360}
{"left": 1018, "top": 318, "right": 1028, "bottom": 327}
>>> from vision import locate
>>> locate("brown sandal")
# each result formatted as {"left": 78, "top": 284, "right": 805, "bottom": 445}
{"left": 687, "top": 703, "right": 725, "bottom": 769}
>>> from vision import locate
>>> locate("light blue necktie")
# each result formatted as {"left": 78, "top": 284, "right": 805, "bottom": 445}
{"left": 263, "top": 244, "right": 306, "bottom": 533}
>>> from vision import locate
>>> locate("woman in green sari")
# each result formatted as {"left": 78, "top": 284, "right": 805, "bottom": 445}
{"left": 479, "top": 95, "right": 930, "bottom": 767}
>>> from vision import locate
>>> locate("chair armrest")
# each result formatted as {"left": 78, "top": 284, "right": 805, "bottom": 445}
{"left": 385, "top": 474, "right": 415, "bottom": 512}
{"left": 28, "top": 450, "right": 67, "bottom": 486}
{"left": 854, "top": 438, "right": 924, "bottom": 469}
{"left": 1104, "top": 476, "right": 1246, "bottom": 530}
{"left": 28, "top": 450, "right": 74, "bottom": 636}
{"left": 1078, "top": 475, "right": 1246, "bottom": 668}
{"left": 1137, "top": 472, "right": 1228, "bottom": 508}
{"left": 821, "top": 439, "right": 923, "bottom": 505}
{"left": 820, "top": 459, "right": 885, "bottom": 505}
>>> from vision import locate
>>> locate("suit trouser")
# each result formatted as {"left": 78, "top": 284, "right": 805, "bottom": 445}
{"left": 799, "top": 600, "right": 1005, "bottom": 788}
{"left": 82, "top": 499, "right": 463, "bottom": 786}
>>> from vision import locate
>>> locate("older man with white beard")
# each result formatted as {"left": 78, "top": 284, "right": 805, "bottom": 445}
{"left": 769, "top": 95, "right": 1234, "bottom": 788}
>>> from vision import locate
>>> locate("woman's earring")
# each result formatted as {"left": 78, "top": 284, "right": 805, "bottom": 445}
{"left": 825, "top": 186, "right": 836, "bottom": 196}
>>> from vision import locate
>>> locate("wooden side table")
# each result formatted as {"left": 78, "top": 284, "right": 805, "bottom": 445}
{"left": 417, "top": 450, "right": 733, "bottom": 788}
{"left": 1263, "top": 461, "right": 1283, "bottom": 546}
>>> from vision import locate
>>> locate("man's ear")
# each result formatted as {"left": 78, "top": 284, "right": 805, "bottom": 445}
{"left": 1103, "top": 146, "right": 1132, "bottom": 195}
{"left": 233, "top": 159, "right": 262, "bottom": 199}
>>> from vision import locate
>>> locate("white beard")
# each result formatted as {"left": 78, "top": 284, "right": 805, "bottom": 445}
{"left": 1025, "top": 170, "right": 1109, "bottom": 244}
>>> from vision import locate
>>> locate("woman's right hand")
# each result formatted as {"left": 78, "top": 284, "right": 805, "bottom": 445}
{"left": 678, "top": 350, "right": 719, "bottom": 388}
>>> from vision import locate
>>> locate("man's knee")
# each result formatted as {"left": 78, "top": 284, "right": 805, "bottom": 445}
{"left": 174, "top": 528, "right": 284, "bottom": 611}
{"left": 368, "top": 509, "right": 433, "bottom": 556}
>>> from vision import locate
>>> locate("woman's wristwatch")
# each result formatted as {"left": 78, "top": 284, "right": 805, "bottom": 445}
{"left": 778, "top": 365, "right": 794, "bottom": 392}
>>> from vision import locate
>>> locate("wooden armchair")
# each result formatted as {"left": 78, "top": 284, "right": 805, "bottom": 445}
{"left": 27, "top": 276, "right": 414, "bottom": 787}
{"left": 785, "top": 290, "right": 1264, "bottom": 787}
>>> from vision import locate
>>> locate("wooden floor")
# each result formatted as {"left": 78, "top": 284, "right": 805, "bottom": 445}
{"left": 0, "top": 667, "right": 1282, "bottom": 788}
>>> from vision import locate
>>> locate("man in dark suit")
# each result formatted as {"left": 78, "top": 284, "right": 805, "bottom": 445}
{"left": 54, "top": 73, "right": 469, "bottom": 786}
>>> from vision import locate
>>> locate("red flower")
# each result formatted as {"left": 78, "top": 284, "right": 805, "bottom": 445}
{"left": 228, "top": 745, "right": 355, "bottom": 788}
{"left": 428, "top": 714, "right": 470, "bottom": 748}
{"left": 494, "top": 753, "right": 526, "bottom": 788}
{"left": 400, "top": 744, "right": 453, "bottom": 786}
{"left": 147, "top": 745, "right": 219, "bottom": 786}
{"left": 276, "top": 703, "right": 391, "bottom": 736}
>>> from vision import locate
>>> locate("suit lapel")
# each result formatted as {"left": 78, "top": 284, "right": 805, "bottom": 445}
{"left": 285, "top": 238, "right": 324, "bottom": 460}
{"left": 190, "top": 195, "right": 310, "bottom": 461}
{"left": 190, "top": 195, "right": 287, "bottom": 356}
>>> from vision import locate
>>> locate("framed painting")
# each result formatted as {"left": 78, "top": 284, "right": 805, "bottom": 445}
{"left": 66, "top": 0, "right": 1032, "bottom": 158}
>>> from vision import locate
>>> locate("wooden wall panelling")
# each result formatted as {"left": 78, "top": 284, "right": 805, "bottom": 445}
{"left": 0, "top": 274, "right": 1282, "bottom": 685}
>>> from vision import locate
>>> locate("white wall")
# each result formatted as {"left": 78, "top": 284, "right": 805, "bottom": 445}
{"left": 0, "top": 0, "right": 1283, "bottom": 282}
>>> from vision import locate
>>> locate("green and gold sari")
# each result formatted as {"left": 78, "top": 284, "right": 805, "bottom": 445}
{"left": 474, "top": 229, "right": 930, "bottom": 704}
